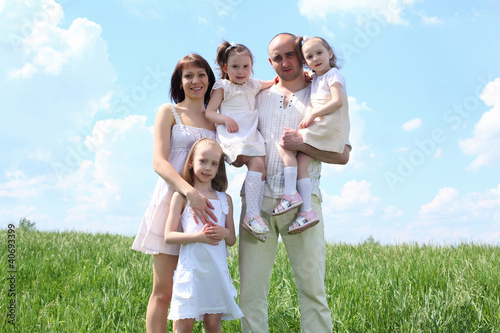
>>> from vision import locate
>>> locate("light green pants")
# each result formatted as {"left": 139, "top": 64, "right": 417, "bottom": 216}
{"left": 238, "top": 195, "right": 333, "bottom": 333}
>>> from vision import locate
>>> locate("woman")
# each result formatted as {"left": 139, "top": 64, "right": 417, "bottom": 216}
{"left": 132, "top": 54, "right": 217, "bottom": 333}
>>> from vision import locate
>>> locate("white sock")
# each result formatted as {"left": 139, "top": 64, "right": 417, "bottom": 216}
{"left": 258, "top": 180, "right": 265, "bottom": 211}
{"left": 283, "top": 167, "right": 297, "bottom": 196}
{"left": 245, "top": 171, "right": 263, "bottom": 218}
{"left": 297, "top": 178, "right": 312, "bottom": 212}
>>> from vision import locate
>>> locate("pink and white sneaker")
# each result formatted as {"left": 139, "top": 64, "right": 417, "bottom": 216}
{"left": 287, "top": 209, "right": 319, "bottom": 234}
{"left": 272, "top": 191, "right": 303, "bottom": 216}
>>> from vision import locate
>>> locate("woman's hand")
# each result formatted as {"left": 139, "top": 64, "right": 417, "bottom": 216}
{"left": 186, "top": 190, "right": 217, "bottom": 224}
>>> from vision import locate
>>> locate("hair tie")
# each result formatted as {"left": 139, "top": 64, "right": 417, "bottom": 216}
{"left": 229, "top": 42, "right": 237, "bottom": 49}
{"left": 302, "top": 36, "right": 309, "bottom": 44}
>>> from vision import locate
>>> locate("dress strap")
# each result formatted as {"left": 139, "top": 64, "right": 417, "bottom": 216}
{"left": 216, "top": 191, "right": 229, "bottom": 215}
{"left": 171, "top": 105, "right": 183, "bottom": 125}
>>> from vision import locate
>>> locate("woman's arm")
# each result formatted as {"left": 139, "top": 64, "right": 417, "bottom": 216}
{"left": 300, "top": 81, "right": 343, "bottom": 128}
{"left": 165, "top": 192, "right": 219, "bottom": 245}
{"left": 205, "top": 89, "right": 239, "bottom": 133}
{"left": 153, "top": 104, "right": 216, "bottom": 223}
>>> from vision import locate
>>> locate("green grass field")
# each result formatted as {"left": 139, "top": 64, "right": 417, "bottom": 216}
{"left": 1, "top": 227, "right": 499, "bottom": 332}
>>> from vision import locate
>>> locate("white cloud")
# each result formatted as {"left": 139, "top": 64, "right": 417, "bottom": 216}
{"left": 297, "top": 0, "right": 417, "bottom": 25}
{"left": 421, "top": 15, "right": 443, "bottom": 25}
{"left": 321, "top": 26, "right": 335, "bottom": 39}
{"left": 419, "top": 187, "right": 459, "bottom": 215}
{"left": 411, "top": 185, "right": 500, "bottom": 244}
{"left": 0, "top": 0, "right": 117, "bottom": 174}
{"left": 322, "top": 180, "right": 401, "bottom": 219}
{"left": 54, "top": 115, "right": 155, "bottom": 233}
{"left": 8, "top": 62, "right": 37, "bottom": 79}
{"left": 321, "top": 180, "right": 404, "bottom": 242}
{"left": 8, "top": 15, "right": 105, "bottom": 78}
{"left": 122, "top": 0, "right": 162, "bottom": 19}
{"left": 420, "top": 185, "right": 500, "bottom": 219}
{"left": 198, "top": 17, "right": 209, "bottom": 25}
{"left": 384, "top": 206, "right": 404, "bottom": 218}
{"left": 0, "top": 171, "right": 45, "bottom": 198}
{"left": 459, "top": 78, "right": 500, "bottom": 170}
{"left": 402, "top": 118, "right": 422, "bottom": 131}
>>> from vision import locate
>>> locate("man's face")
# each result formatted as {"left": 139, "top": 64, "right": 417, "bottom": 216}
{"left": 268, "top": 35, "right": 303, "bottom": 82}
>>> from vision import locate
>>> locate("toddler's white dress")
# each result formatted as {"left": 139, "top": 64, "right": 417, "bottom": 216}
{"left": 131, "top": 104, "right": 215, "bottom": 255}
{"left": 300, "top": 67, "right": 350, "bottom": 154}
{"left": 212, "top": 78, "right": 266, "bottom": 164}
{"left": 168, "top": 191, "right": 243, "bottom": 321}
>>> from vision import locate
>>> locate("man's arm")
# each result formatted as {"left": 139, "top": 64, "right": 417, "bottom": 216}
{"left": 280, "top": 127, "right": 350, "bottom": 165}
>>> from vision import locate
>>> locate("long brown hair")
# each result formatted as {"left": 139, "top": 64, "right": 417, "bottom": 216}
{"left": 181, "top": 138, "right": 228, "bottom": 192}
{"left": 215, "top": 40, "right": 254, "bottom": 80}
{"left": 169, "top": 54, "right": 216, "bottom": 106}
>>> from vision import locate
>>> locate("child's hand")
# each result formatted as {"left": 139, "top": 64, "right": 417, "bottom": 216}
{"left": 198, "top": 223, "right": 220, "bottom": 245}
{"left": 300, "top": 112, "right": 316, "bottom": 129}
{"left": 225, "top": 117, "right": 239, "bottom": 133}
{"left": 304, "top": 71, "right": 313, "bottom": 83}
{"left": 203, "top": 223, "right": 229, "bottom": 243}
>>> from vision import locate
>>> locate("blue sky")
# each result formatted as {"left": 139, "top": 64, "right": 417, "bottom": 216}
{"left": 1, "top": 0, "right": 499, "bottom": 244}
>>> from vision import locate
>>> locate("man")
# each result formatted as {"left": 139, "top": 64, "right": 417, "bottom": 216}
{"left": 238, "top": 33, "right": 350, "bottom": 332}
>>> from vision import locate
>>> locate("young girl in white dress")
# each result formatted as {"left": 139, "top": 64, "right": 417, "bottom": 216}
{"left": 206, "top": 41, "right": 274, "bottom": 239}
{"left": 165, "top": 138, "right": 243, "bottom": 333}
{"left": 273, "top": 36, "right": 350, "bottom": 235}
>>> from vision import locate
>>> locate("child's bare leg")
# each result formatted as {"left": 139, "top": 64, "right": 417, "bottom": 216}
{"left": 279, "top": 146, "right": 297, "bottom": 168}
{"left": 297, "top": 152, "right": 313, "bottom": 180}
{"left": 246, "top": 156, "right": 266, "bottom": 178}
{"left": 175, "top": 318, "right": 195, "bottom": 333}
{"left": 203, "top": 313, "right": 222, "bottom": 333}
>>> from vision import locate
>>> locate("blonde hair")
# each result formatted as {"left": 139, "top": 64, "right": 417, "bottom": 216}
{"left": 181, "top": 138, "right": 228, "bottom": 192}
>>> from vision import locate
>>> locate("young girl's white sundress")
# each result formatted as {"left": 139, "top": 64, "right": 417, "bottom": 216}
{"left": 168, "top": 191, "right": 243, "bottom": 321}
{"left": 212, "top": 78, "right": 266, "bottom": 164}
{"left": 131, "top": 104, "right": 216, "bottom": 255}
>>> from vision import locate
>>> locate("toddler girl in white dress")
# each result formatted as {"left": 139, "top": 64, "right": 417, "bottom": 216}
{"left": 206, "top": 41, "right": 274, "bottom": 240}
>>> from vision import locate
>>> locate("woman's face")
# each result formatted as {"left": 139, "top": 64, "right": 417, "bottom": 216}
{"left": 181, "top": 66, "right": 209, "bottom": 101}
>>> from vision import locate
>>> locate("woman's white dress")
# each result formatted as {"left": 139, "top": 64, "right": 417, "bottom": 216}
{"left": 131, "top": 104, "right": 216, "bottom": 255}
{"left": 213, "top": 78, "right": 266, "bottom": 164}
{"left": 168, "top": 191, "right": 243, "bottom": 321}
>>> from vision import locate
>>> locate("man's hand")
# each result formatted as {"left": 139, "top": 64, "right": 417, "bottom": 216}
{"left": 280, "top": 127, "right": 304, "bottom": 152}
